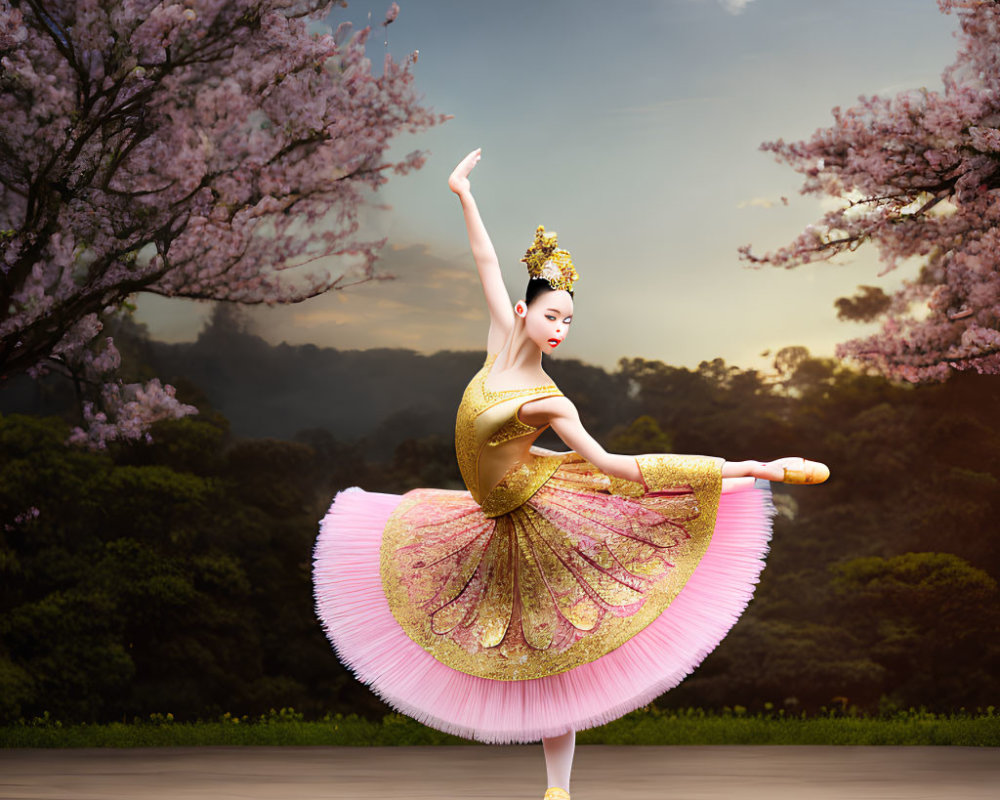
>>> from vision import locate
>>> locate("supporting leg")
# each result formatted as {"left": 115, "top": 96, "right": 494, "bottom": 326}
{"left": 542, "top": 729, "right": 575, "bottom": 798}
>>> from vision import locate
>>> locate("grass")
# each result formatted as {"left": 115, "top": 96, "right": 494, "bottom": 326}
{"left": 575, "top": 705, "right": 1000, "bottom": 746}
{"left": 2, "top": 706, "right": 998, "bottom": 748}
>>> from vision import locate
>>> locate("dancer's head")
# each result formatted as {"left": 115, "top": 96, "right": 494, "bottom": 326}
{"left": 514, "top": 281, "right": 573, "bottom": 354}
{"left": 516, "top": 226, "right": 577, "bottom": 354}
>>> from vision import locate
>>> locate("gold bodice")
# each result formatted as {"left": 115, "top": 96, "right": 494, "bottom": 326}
{"left": 455, "top": 354, "right": 566, "bottom": 517}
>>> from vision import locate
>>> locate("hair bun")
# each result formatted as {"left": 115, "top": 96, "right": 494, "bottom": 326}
{"left": 520, "top": 225, "right": 579, "bottom": 292}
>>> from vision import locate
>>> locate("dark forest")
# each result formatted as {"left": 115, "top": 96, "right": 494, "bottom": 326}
{"left": 2, "top": 313, "right": 998, "bottom": 724}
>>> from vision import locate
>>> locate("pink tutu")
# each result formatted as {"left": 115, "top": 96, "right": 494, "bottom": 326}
{"left": 313, "top": 474, "right": 774, "bottom": 744}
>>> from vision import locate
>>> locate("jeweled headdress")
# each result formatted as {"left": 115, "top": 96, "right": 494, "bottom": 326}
{"left": 520, "top": 225, "right": 579, "bottom": 293}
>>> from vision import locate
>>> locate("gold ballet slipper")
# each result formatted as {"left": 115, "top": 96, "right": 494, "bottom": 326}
{"left": 543, "top": 789, "right": 571, "bottom": 800}
{"left": 781, "top": 459, "right": 830, "bottom": 485}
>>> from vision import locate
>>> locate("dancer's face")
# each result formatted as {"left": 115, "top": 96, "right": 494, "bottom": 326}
{"left": 518, "top": 290, "right": 574, "bottom": 354}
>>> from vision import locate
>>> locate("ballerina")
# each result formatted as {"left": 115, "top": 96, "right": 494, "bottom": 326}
{"left": 313, "top": 147, "right": 828, "bottom": 800}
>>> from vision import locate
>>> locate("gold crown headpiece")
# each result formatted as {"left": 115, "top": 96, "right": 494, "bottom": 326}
{"left": 520, "top": 225, "right": 579, "bottom": 293}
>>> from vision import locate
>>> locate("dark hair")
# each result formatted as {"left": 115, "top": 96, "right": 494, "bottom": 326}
{"left": 525, "top": 278, "right": 574, "bottom": 307}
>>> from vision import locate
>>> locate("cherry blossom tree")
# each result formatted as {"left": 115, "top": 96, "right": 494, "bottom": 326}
{"left": 0, "top": 0, "right": 443, "bottom": 445}
{"left": 742, "top": 0, "right": 1000, "bottom": 382}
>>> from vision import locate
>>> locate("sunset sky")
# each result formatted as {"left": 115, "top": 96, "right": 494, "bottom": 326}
{"left": 135, "top": 0, "right": 961, "bottom": 372}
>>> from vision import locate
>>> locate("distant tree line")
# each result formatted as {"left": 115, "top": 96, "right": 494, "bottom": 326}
{"left": 1, "top": 327, "right": 998, "bottom": 723}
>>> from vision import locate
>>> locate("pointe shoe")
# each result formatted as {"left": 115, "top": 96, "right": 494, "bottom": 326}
{"left": 781, "top": 459, "right": 830, "bottom": 485}
{"left": 543, "top": 789, "right": 570, "bottom": 800}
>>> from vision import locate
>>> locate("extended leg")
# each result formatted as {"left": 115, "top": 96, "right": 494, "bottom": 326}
{"left": 542, "top": 729, "right": 575, "bottom": 798}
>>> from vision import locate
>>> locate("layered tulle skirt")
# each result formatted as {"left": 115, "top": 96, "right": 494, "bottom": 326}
{"left": 313, "top": 460, "right": 774, "bottom": 744}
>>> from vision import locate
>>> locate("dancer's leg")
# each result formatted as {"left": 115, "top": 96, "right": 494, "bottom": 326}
{"left": 542, "top": 729, "right": 576, "bottom": 795}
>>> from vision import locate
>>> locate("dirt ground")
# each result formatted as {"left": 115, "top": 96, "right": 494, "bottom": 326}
{"left": 1, "top": 744, "right": 998, "bottom": 800}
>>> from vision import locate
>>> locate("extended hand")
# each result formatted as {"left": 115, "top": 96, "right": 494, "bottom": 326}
{"left": 448, "top": 148, "right": 482, "bottom": 196}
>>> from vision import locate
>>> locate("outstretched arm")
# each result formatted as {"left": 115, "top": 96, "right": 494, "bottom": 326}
{"left": 448, "top": 149, "right": 513, "bottom": 353}
{"left": 523, "top": 396, "right": 829, "bottom": 485}
{"left": 521, "top": 396, "right": 644, "bottom": 483}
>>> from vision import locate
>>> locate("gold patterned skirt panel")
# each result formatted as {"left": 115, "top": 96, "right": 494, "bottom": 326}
{"left": 379, "top": 454, "right": 722, "bottom": 681}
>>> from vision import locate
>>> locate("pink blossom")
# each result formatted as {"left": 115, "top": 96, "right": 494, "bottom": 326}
{"left": 67, "top": 377, "right": 199, "bottom": 449}
{"left": 743, "top": 0, "right": 1000, "bottom": 381}
{"left": 0, "top": 1, "right": 444, "bottom": 441}
{"left": 4, "top": 505, "right": 40, "bottom": 532}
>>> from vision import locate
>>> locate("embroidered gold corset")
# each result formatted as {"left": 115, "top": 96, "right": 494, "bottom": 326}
{"left": 455, "top": 354, "right": 566, "bottom": 517}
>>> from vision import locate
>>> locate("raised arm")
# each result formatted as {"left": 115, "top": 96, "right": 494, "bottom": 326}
{"left": 448, "top": 149, "right": 513, "bottom": 353}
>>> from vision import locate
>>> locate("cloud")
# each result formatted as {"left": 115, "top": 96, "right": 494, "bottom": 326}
{"left": 738, "top": 196, "right": 778, "bottom": 210}
{"left": 250, "top": 242, "right": 489, "bottom": 352}
{"left": 738, "top": 196, "right": 789, "bottom": 210}
{"left": 717, "top": 0, "right": 756, "bottom": 14}
{"left": 290, "top": 308, "right": 367, "bottom": 326}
